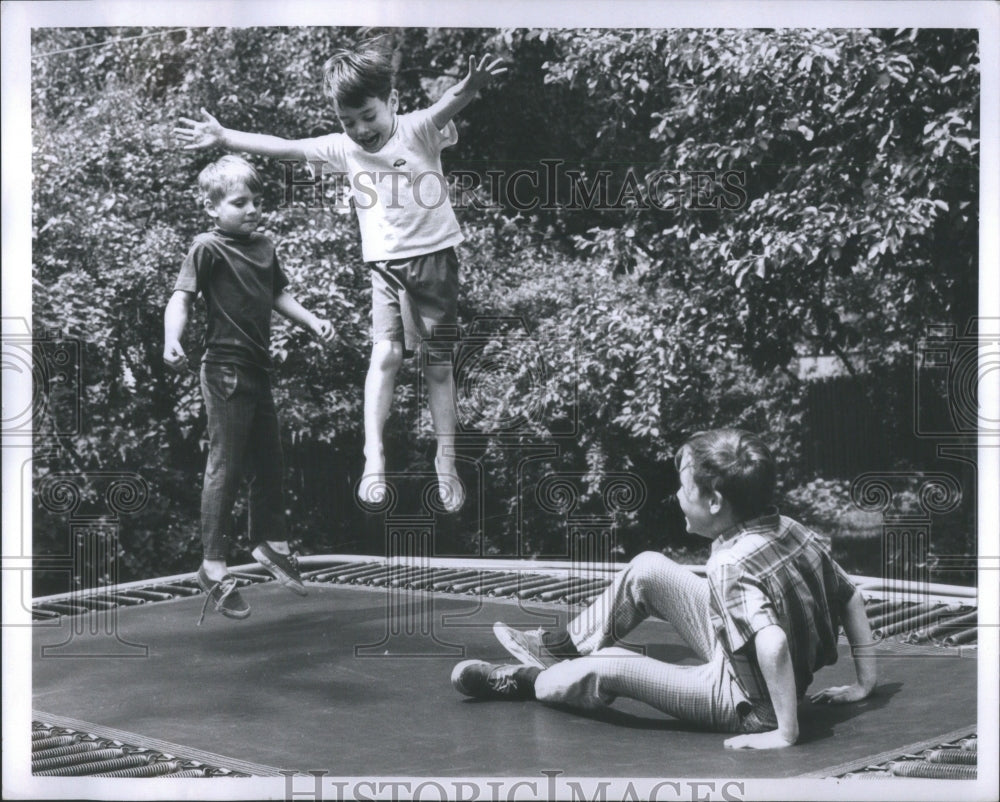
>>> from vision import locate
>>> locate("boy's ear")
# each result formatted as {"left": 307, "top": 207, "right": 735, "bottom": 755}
{"left": 203, "top": 197, "right": 219, "bottom": 219}
{"left": 389, "top": 88, "right": 399, "bottom": 112}
{"left": 707, "top": 488, "right": 725, "bottom": 515}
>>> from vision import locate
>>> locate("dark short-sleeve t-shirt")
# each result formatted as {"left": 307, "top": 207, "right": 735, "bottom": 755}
{"left": 174, "top": 229, "right": 289, "bottom": 370}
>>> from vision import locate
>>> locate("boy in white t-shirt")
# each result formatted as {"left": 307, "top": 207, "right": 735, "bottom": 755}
{"left": 176, "top": 40, "right": 505, "bottom": 512}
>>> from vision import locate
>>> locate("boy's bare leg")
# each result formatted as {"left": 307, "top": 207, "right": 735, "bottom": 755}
{"left": 423, "top": 361, "right": 464, "bottom": 512}
{"left": 360, "top": 340, "right": 403, "bottom": 504}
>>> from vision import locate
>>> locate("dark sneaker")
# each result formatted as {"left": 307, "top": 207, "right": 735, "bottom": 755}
{"left": 493, "top": 622, "right": 561, "bottom": 669}
{"left": 196, "top": 567, "right": 250, "bottom": 625}
{"left": 451, "top": 660, "right": 539, "bottom": 700}
{"left": 252, "top": 543, "right": 307, "bottom": 596}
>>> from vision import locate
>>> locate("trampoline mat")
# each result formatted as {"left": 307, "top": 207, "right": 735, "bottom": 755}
{"left": 32, "top": 581, "right": 977, "bottom": 778}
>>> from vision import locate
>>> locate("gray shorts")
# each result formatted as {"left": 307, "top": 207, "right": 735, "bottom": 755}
{"left": 370, "top": 247, "right": 459, "bottom": 357}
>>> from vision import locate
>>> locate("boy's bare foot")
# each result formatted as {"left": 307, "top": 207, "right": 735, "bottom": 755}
{"left": 435, "top": 455, "right": 465, "bottom": 513}
{"left": 359, "top": 453, "right": 388, "bottom": 505}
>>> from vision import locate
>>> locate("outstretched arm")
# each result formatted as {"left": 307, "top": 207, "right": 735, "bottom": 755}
{"left": 429, "top": 55, "right": 507, "bottom": 130}
{"left": 273, "top": 291, "right": 334, "bottom": 341}
{"left": 163, "top": 290, "right": 194, "bottom": 371}
{"left": 724, "top": 625, "right": 799, "bottom": 750}
{"left": 174, "top": 108, "right": 313, "bottom": 161}
{"left": 810, "top": 591, "right": 878, "bottom": 705}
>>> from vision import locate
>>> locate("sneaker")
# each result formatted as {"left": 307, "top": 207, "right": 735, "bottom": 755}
{"left": 252, "top": 543, "right": 307, "bottom": 596}
{"left": 196, "top": 567, "right": 250, "bottom": 625}
{"left": 451, "top": 660, "right": 538, "bottom": 700}
{"left": 493, "top": 622, "right": 561, "bottom": 669}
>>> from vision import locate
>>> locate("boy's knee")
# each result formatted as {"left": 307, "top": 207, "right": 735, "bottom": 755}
{"left": 630, "top": 550, "right": 675, "bottom": 577}
{"left": 371, "top": 340, "right": 404, "bottom": 371}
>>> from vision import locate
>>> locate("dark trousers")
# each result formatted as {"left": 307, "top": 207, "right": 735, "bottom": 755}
{"left": 200, "top": 362, "right": 286, "bottom": 561}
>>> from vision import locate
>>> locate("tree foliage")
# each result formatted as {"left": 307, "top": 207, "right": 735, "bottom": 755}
{"left": 30, "top": 26, "right": 979, "bottom": 592}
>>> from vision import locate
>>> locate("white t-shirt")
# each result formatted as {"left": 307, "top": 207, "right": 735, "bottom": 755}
{"left": 301, "top": 109, "right": 464, "bottom": 262}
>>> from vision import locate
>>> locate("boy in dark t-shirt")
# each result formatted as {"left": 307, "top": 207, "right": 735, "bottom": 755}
{"left": 164, "top": 155, "right": 334, "bottom": 624}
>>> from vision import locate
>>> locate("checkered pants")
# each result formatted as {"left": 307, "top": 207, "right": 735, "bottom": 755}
{"left": 534, "top": 552, "right": 775, "bottom": 733}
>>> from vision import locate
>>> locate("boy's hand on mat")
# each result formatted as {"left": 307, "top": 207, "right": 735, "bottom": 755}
{"left": 312, "top": 318, "right": 335, "bottom": 342}
{"left": 174, "top": 108, "right": 224, "bottom": 150}
{"left": 724, "top": 730, "right": 796, "bottom": 750}
{"left": 809, "top": 682, "right": 870, "bottom": 704}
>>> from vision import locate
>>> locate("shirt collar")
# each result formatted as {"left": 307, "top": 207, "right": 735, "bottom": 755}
{"left": 711, "top": 507, "right": 781, "bottom": 552}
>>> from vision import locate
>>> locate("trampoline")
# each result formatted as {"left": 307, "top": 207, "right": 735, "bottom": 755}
{"left": 29, "top": 557, "right": 979, "bottom": 782}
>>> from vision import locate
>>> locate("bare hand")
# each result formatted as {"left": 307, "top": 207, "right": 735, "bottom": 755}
{"left": 724, "top": 730, "right": 796, "bottom": 750}
{"left": 163, "top": 341, "right": 188, "bottom": 372}
{"left": 173, "top": 108, "right": 224, "bottom": 150}
{"left": 312, "top": 318, "right": 335, "bottom": 342}
{"left": 457, "top": 54, "right": 507, "bottom": 95}
{"left": 809, "top": 683, "right": 870, "bottom": 705}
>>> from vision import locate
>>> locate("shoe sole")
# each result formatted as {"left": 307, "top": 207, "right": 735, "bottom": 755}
{"left": 492, "top": 622, "right": 553, "bottom": 669}
{"left": 252, "top": 548, "right": 308, "bottom": 596}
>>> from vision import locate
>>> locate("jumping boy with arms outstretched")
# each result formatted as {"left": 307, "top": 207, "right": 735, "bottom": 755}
{"left": 175, "top": 41, "right": 506, "bottom": 512}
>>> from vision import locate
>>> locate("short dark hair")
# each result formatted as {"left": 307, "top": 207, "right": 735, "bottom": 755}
{"left": 322, "top": 37, "right": 394, "bottom": 108}
{"left": 197, "top": 155, "right": 263, "bottom": 206}
{"left": 675, "top": 429, "right": 776, "bottom": 521}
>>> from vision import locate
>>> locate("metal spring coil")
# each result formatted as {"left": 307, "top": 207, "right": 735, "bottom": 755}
{"left": 925, "top": 748, "right": 977, "bottom": 765}
{"left": 888, "top": 761, "right": 977, "bottom": 780}
{"left": 32, "top": 735, "right": 80, "bottom": 751}
{"left": 94, "top": 760, "right": 182, "bottom": 778}
{"left": 33, "top": 748, "right": 127, "bottom": 771}
{"left": 164, "top": 769, "right": 210, "bottom": 778}
{"left": 32, "top": 741, "right": 108, "bottom": 761}
{"left": 34, "top": 753, "right": 152, "bottom": 777}
{"left": 959, "top": 738, "right": 977, "bottom": 752}
{"left": 32, "top": 728, "right": 56, "bottom": 741}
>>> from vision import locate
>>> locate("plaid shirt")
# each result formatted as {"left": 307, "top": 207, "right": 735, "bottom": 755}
{"left": 706, "top": 510, "right": 858, "bottom": 703}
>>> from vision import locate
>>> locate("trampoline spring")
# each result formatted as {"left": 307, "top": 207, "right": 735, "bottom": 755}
{"left": 31, "top": 741, "right": 108, "bottom": 761}
{"left": 449, "top": 572, "right": 508, "bottom": 593}
{"left": 36, "top": 602, "right": 86, "bottom": 616}
{"left": 32, "top": 609, "right": 62, "bottom": 620}
{"left": 889, "top": 761, "right": 977, "bottom": 780}
{"left": 32, "top": 728, "right": 57, "bottom": 741}
{"left": 124, "top": 588, "right": 176, "bottom": 601}
{"left": 871, "top": 604, "right": 962, "bottom": 639}
{"left": 402, "top": 568, "right": 445, "bottom": 589}
{"left": 164, "top": 768, "right": 209, "bottom": 778}
{"left": 942, "top": 627, "right": 978, "bottom": 647}
{"left": 341, "top": 564, "right": 394, "bottom": 583}
{"left": 489, "top": 575, "right": 557, "bottom": 597}
{"left": 32, "top": 735, "right": 81, "bottom": 752}
{"left": 34, "top": 753, "right": 153, "bottom": 776}
{"left": 93, "top": 759, "right": 181, "bottom": 778}
{"left": 867, "top": 602, "right": 940, "bottom": 632}
{"left": 300, "top": 562, "right": 352, "bottom": 580}
{"left": 155, "top": 583, "right": 202, "bottom": 596}
{"left": 562, "top": 584, "right": 611, "bottom": 604}
{"left": 33, "top": 748, "right": 128, "bottom": 771}
{"left": 925, "top": 748, "right": 977, "bottom": 765}
{"left": 959, "top": 738, "right": 977, "bottom": 752}
{"left": 107, "top": 594, "right": 147, "bottom": 606}
{"left": 559, "top": 578, "right": 612, "bottom": 601}
{"left": 926, "top": 610, "right": 978, "bottom": 640}
{"left": 863, "top": 600, "right": 897, "bottom": 619}
{"left": 429, "top": 570, "right": 482, "bottom": 591}
{"left": 469, "top": 574, "right": 526, "bottom": 595}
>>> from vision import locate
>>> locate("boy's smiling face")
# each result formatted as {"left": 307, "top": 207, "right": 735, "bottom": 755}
{"left": 206, "top": 182, "right": 262, "bottom": 235}
{"left": 335, "top": 90, "right": 398, "bottom": 152}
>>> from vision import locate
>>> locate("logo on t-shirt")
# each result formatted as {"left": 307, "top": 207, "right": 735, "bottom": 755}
{"left": 393, "top": 158, "right": 407, "bottom": 168}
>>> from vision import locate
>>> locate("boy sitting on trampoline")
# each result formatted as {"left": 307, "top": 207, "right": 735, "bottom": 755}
{"left": 164, "top": 155, "right": 334, "bottom": 623}
{"left": 174, "top": 39, "right": 506, "bottom": 513}
{"left": 453, "top": 429, "right": 878, "bottom": 750}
